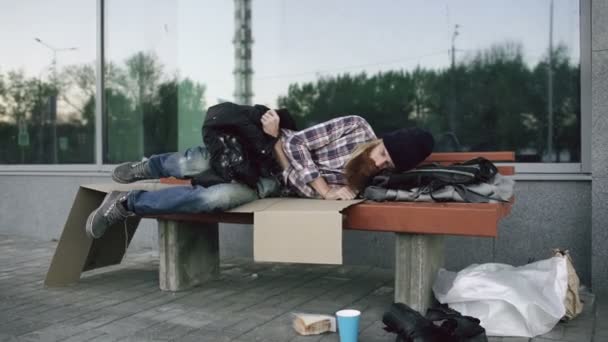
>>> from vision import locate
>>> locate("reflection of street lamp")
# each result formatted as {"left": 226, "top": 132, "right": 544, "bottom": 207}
{"left": 448, "top": 24, "right": 460, "bottom": 135}
{"left": 34, "top": 37, "right": 77, "bottom": 164}
{"left": 34, "top": 37, "right": 77, "bottom": 83}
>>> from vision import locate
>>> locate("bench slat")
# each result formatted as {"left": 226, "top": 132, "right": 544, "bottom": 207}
{"left": 149, "top": 199, "right": 512, "bottom": 237}
{"left": 425, "top": 151, "right": 515, "bottom": 163}
{"left": 343, "top": 201, "right": 508, "bottom": 237}
{"left": 497, "top": 166, "right": 515, "bottom": 175}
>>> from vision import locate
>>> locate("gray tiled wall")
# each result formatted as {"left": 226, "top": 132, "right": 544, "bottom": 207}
{"left": 592, "top": 0, "right": 608, "bottom": 52}
{"left": 592, "top": 0, "right": 608, "bottom": 293}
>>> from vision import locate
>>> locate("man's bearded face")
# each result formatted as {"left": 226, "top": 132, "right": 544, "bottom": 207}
{"left": 345, "top": 142, "right": 395, "bottom": 191}
{"left": 345, "top": 145, "right": 381, "bottom": 191}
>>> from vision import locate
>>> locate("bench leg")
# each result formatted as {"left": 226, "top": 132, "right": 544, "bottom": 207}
{"left": 158, "top": 220, "right": 219, "bottom": 291}
{"left": 394, "top": 233, "right": 445, "bottom": 313}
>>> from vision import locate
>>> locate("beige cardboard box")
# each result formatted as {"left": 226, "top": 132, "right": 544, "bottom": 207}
{"left": 227, "top": 197, "right": 361, "bottom": 263}
{"left": 251, "top": 198, "right": 360, "bottom": 264}
{"left": 45, "top": 182, "right": 361, "bottom": 287}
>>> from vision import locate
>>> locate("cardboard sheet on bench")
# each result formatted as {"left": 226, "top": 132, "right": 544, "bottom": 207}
{"left": 77, "top": 183, "right": 360, "bottom": 265}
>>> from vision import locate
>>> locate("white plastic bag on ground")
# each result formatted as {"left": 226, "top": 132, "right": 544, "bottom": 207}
{"left": 433, "top": 256, "right": 568, "bottom": 337}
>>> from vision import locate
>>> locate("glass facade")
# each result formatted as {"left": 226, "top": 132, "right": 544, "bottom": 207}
{"left": 0, "top": 1, "right": 96, "bottom": 164}
{"left": 103, "top": 0, "right": 235, "bottom": 164}
{"left": 251, "top": 0, "right": 581, "bottom": 163}
{"left": 0, "top": 0, "right": 582, "bottom": 165}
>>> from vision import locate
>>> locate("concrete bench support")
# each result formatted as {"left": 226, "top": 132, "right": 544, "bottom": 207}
{"left": 158, "top": 220, "right": 219, "bottom": 291}
{"left": 394, "top": 233, "right": 445, "bottom": 313}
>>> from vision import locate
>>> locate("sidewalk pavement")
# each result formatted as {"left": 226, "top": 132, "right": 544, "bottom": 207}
{"left": 0, "top": 234, "right": 603, "bottom": 341}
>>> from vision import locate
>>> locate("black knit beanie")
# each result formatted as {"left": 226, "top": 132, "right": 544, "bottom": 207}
{"left": 276, "top": 108, "right": 297, "bottom": 131}
{"left": 382, "top": 128, "right": 435, "bottom": 171}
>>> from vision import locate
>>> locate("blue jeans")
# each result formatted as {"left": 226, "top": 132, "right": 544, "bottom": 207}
{"left": 126, "top": 146, "right": 280, "bottom": 215}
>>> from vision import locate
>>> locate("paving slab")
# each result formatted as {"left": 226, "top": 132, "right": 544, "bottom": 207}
{"left": 0, "top": 234, "right": 602, "bottom": 342}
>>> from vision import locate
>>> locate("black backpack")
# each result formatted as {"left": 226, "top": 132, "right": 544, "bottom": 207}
{"left": 371, "top": 157, "right": 499, "bottom": 192}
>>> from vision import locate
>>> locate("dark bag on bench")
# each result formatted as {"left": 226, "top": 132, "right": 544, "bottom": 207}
{"left": 371, "top": 157, "right": 499, "bottom": 192}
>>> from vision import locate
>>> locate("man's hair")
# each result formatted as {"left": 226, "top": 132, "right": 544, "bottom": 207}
{"left": 344, "top": 139, "right": 382, "bottom": 191}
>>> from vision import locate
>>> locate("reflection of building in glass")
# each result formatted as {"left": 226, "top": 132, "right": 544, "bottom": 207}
{"left": 233, "top": 0, "right": 253, "bottom": 105}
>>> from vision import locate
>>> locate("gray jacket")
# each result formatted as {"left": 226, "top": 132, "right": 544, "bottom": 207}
{"left": 363, "top": 174, "right": 514, "bottom": 203}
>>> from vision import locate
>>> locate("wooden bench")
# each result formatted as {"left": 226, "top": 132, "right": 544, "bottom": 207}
{"left": 45, "top": 151, "right": 514, "bottom": 314}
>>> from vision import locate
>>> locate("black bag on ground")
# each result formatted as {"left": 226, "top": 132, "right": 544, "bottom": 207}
{"left": 425, "top": 305, "right": 488, "bottom": 342}
{"left": 382, "top": 302, "right": 488, "bottom": 342}
{"left": 382, "top": 303, "right": 455, "bottom": 342}
{"left": 372, "top": 157, "right": 499, "bottom": 192}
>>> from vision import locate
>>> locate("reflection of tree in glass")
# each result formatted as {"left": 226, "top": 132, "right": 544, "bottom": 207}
{"left": 0, "top": 51, "right": 207, "bottom": 164}
{"left": 278, "top": 42, "right": 580, "bottom": 162}
{"left": 103, "top": 51, "right": 207, "bottom": 162}
{"left": 0, "top": 72, "right": 5, "bottom": 115}
{"left": 532, "top": 45, "right": 580, "bottom": 162}
{"left": 125, "top": 52, "right": 163, "bottom": 106}
{"left": 60, "top": 64, "right": 95, "bottom": 125}
{"left": 2, "top": 71, "right": 39, "bottom": 123}
{"left": 0, "top": 71, "right": 52, "bottom": 162}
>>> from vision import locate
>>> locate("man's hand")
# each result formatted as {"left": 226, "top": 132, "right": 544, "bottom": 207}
{"left": 261, "top": 109, "right": 280, "bottom": 138}
{"left": 309, "top": 176, "right": 357, "bottom": 200}
{"left": 323, "top": 186, "right": 357, "bottom": 200}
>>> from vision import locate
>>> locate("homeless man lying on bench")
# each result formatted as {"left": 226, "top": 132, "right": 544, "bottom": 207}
{"left": 85, "top": 102, "right": 435, "bottom": 239}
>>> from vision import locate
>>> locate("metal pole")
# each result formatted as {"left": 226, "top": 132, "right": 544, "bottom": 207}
{"left": 449, "top": 24, "right": 459, "bottom": 136}
{"left": 52, "top": 49, "right": 58, "bottom": 163}
{"left": 547, "top": 0, "right": 554, "bottom": 161}
{"left": 96, "top": 0, "right": 104, "bottom": 167}
{"left": 233, "top": 0, "right": 253, "bottom": 105}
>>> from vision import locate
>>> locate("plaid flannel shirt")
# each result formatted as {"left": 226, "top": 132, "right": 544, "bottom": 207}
{"left": 280, "top": 115, "right": 377, "bottom": 198}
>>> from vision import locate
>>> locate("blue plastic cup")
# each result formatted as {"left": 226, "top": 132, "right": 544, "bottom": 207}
{"left": 336, "top": 309, "right": 361, "bottom": 342}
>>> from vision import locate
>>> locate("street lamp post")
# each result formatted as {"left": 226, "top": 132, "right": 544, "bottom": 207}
{"left": 34, "top": 37, "right": 77, "bottom": 164}
{"left": 448, "top": 24, "right": 460, "bottom": 136}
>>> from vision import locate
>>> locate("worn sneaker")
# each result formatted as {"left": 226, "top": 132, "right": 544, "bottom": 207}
{"left": 112, "top": 159, "right": 152, "bottom": 183}
{"left": 85, "top": 191, "right": 134, "bottom": 239}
